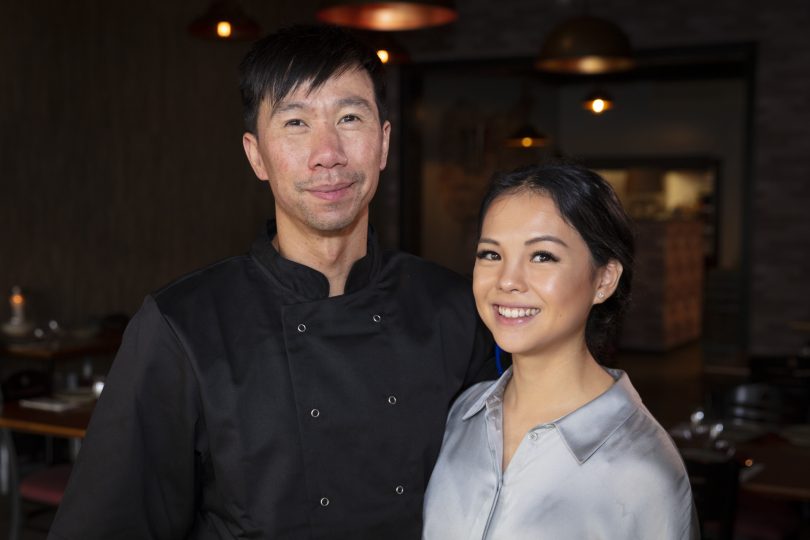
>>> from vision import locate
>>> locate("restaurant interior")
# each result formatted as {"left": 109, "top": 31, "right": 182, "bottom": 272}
{"left": 1, "top": 0, "right": 808, "bottom": 538}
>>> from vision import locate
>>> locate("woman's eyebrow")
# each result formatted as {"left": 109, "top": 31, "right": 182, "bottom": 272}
{"left": 526, "top": 235, "right": 568, "bottom": 248}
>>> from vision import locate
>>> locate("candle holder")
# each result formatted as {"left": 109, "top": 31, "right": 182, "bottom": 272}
{"left": 2, "top": 286, "right": 35, "bottom": 337}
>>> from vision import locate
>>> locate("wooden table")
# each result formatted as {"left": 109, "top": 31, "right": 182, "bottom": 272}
{"left": 736, "top": 436, "right": 810, "bottom": 501}
{"left": 0, "top": 333, "right": 121, "bottom": 363}
{"left": 0, "top": 401, "right": 93, "bottom": 439}
{"left": 0, "top": 400, "right": 93, "bottom": 540}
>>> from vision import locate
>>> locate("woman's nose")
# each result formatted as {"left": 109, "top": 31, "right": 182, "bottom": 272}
{"left": 497, "top": 263, "right": 527, "bottom": 293}
{"left": 308, "top": 123, "right": 348, "bottom": 169}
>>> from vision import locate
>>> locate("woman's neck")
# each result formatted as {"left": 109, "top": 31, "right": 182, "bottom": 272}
{"left": 503, "top": 341, "right": 614, "bottom": 425}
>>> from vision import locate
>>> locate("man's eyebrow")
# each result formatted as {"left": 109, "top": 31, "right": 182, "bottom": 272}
{"left": 269, "top": 96, "right": 374, "bottom": 119}
{"left": 477, "top": 235, "right": 568, "bottom": 247}
{"left": 269, "top": 101, "right": 305, "bottom": 118}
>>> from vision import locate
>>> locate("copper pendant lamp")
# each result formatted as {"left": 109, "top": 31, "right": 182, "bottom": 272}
{"left": 189, "top": 0, "right": 261, "bottom": 41}
{"left": 582, "top": 89, "right": 614, "bottom": 114}
{"left": 316, "top": 1, "right": 457, "bottom": 31}
{"left": 505, "top": 124, "right": 549, "bottom": 149}
{"left": 356, "top": 30, "right": 411, "bottom": 64}
{"left": 535, "top": 15, "right": 634, "bottom": 74}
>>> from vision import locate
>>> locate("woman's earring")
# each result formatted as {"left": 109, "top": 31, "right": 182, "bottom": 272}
{"left": 597, "top": 291, "right": 605, "bottom": 299}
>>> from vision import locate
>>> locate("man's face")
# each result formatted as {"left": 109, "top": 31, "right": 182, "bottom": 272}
{"left": 243, "top": 69, "right": 391, "bottom": 235}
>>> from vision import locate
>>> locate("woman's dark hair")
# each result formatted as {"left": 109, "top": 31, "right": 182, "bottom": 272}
{"left": 239, "top": 24, "right": 387, "bottom": 134}
{"left": 478, "top": 163, "right": 635, "bottom": 363}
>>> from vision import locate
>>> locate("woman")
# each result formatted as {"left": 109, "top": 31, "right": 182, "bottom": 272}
{"left": 423, "top": 164, "right": 697, "bottom": 539}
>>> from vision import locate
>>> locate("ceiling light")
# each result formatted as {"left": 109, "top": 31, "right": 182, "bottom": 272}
{"left": 536, "top": 15, "right": 634, "bottom": 74}
{"left": 582, "top": 89, "right": 614, "bottom": 114}
{"left": 505, "top": 124, "right": 549, "bottom": 148}
{"left": 316, "top": 1, "right": 457, "bottom": 31}
{"left": 189, "top": 0, "right": 261, "bottom": 41}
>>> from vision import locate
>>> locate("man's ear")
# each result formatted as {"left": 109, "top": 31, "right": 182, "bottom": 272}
{"left": 593, "top": 259, "right": 623, "bottom": 304}
{"left": 242, "top": 132, "right": 269, "bottom": 181}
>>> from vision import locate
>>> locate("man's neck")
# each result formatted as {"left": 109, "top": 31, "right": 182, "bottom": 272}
{"left": 273, "top": 217, "right": 368, "bottom": 297}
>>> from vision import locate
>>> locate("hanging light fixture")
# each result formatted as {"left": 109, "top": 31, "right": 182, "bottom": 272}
{"left": 582, "top": 88, "right": 614, "bottom": 114}
{"left": 356, "top": 30, "right": 411, "bottom": 65}
{"left": 505, "top": 124, "right": 549, "bottom": 148}
{"left": 316, "top": 1, "right": 457, "bottom": 31}
{"left": 189, "top": 0, "right": 261, "bottom": 41}
{"left": 535, "top": 15, "right": 634, "bottom": 74}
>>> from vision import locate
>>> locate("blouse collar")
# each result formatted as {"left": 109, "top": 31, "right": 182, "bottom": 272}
{"left": 462, "top": 366, "right": 641, "bottom": 464}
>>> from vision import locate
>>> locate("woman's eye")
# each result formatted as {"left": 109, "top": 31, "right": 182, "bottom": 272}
{"left": 476, "top": 250, "right": 500, "bottom": 261}
{"left": 531, "top": 251, "right": 559, "bottom": 263}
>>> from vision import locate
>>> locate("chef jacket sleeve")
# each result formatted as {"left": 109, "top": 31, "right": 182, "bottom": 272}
{"left": 48, "top": 295, "right": 200, "bottom": 540}
{"left": 460, "top": 308, "right": 498, "bottom": 389}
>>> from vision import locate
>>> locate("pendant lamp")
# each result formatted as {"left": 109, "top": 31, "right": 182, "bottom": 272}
{"left": 505, "top": 124, "right": 549, "bottom": 148}
{"left": 356, "top": 31, "right": 411, "bottom": 64}
{"left": 316, "top": 1, "right": 457, "bottom": 31}
{"left": 582, "top": 89, "right": 614, "bottom": 114}
{"left": 536, "top": 15, "right": 634, "bottom": 74}
{"left": 189, "top": 0, "right": 261, "bottom": 41}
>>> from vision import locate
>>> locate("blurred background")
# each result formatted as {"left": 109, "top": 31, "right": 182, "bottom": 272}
{"left": 1, "top": 1, "right": 808, "bottom": 538}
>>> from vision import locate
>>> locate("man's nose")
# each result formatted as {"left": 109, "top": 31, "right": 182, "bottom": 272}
{"left": 308, "top": 123, "right": 348, "bottom": 169}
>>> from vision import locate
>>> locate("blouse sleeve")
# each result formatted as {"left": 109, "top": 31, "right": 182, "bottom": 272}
{"left": 48, "top": 295, "right": 201, "bottom": 540}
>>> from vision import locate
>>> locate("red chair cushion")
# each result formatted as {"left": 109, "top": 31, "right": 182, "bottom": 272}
{"left": 19, "top": 464, "right": 72, "bottom": 506}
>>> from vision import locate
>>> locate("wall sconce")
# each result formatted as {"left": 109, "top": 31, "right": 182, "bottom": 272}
{"left": 316, "top": 0, "right": 457, "bottom": 31}
{"left": 535, "top": 15, "right": 634, "bottom": 74}
{"left": 189, "top": 0, "right": 261, "bottom": 41}
{"left": 582, "top": 89, "right": 614, "bottom": 114}
{"left": 505, "top": 124, "right": 549, "bottom": 148}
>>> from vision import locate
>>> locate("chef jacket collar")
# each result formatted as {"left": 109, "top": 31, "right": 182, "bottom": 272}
{"left": 462, "top": 366, "right": 640, "bottom": 464}
{"left": 250, "top": 219, "right": 381, "bottom": 301}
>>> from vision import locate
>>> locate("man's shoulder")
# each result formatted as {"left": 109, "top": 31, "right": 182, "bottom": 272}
{"left": 151, "top": 254, "right": 257, "bottom": 308}
{"left": 381, "top": 249, "right": 471, "bottom": 289}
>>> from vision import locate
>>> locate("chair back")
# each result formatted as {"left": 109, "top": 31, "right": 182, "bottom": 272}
{"left": 681, "top": 448, "right": 739, "bottom": 540}
{"left": 720, "top": 382, "right": 809, "bottom": 428}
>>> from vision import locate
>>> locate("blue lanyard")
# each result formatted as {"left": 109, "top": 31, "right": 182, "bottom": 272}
{"left": 495, "top": 344, "right": 504, "bottom": 376}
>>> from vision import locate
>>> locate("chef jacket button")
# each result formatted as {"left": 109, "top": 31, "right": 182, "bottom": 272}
{"left": 387, "top": 395, "right": 397, "bottom": 405}
{"left": 297, "top": 323, "right": 306, "bottom": 333}
{"left": 372, "top": 314, "right": 382, "bottom": 323}
{"left": 395, "top": 485, "right": 405, "bottom": 495}
{"left": 320, "top": 497, "right": 330, "bottom": 507}
{"left": 529, "top": 432, "right": 538, "bottom": 441}
{"left": 310, "top": 408, "right": 320, "bottom": 418}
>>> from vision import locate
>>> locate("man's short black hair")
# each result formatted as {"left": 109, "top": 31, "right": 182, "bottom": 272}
{"left": 239, "top": 24, "right": 387, "bottom": 134}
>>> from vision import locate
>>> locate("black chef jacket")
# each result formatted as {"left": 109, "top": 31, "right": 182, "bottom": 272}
{"left": 49, "top": 222, "right": 494, "bottom": 540}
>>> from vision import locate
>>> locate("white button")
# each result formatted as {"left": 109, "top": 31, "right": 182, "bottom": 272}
{"left": 529, "top": 432, "right": 538, "bottom": 441}
{"left": 310, "top": 409, "right": 320, "bottom": 418}
{"left": 297, "top": 323, "right": 306, "bottom": 333}
{"left": 320, "top": 497, "right": 330, "bottom": 507}
{"left": 372, "top": 314, "right": 382, "bottom": 323}
{"left": 387, "top": 395, "right": 397, "bottom": 405}
{"left": 395, "top": 485, "right": 404, "bottom": 495}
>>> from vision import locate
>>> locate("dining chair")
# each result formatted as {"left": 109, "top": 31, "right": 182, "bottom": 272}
{"left": 680, "top": 448, "right": 740, "bottom": 540}
{"left": 1, "top": 392, "right": 72, "bottom": 540}
{"left": 717, "top": 382, "right": 809, "bottom": 429}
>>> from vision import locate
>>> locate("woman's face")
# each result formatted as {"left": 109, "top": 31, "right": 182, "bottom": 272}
{"left": 473, "top": 190, "right": 614, "bottom": 358}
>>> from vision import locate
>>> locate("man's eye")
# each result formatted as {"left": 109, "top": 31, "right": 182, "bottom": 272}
{"left": 476, "top": 250, "right": 500, "bottom": 261}
{"left": 531, "top": 251, "right": 559, "bottom": 263}
{"left": 284, "top": 119, "right": 305, "bottom": 127}
{"left": 339, "top": 114, "right": 359, "bottom": 123}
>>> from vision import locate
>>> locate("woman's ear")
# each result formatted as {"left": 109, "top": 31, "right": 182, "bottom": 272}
{"left": 593, "top": 260, "right": 623, "bottom": 304}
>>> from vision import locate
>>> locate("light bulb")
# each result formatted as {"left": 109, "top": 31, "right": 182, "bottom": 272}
{"left": 216, "top": 21, "right": 232, "bottom": 38}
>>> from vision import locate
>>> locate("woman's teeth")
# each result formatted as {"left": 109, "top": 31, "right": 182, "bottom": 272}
{"left": 497, "top": 306, "right": 540, "bottom": 319}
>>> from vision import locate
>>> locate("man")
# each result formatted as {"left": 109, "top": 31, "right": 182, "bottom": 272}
{"left": 49, "top": 24, "right": 493, "bottom": 540}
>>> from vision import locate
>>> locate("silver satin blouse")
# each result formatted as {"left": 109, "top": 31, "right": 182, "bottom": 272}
{"left": 423, "top": 368, "right": 698, "bottom": 540}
